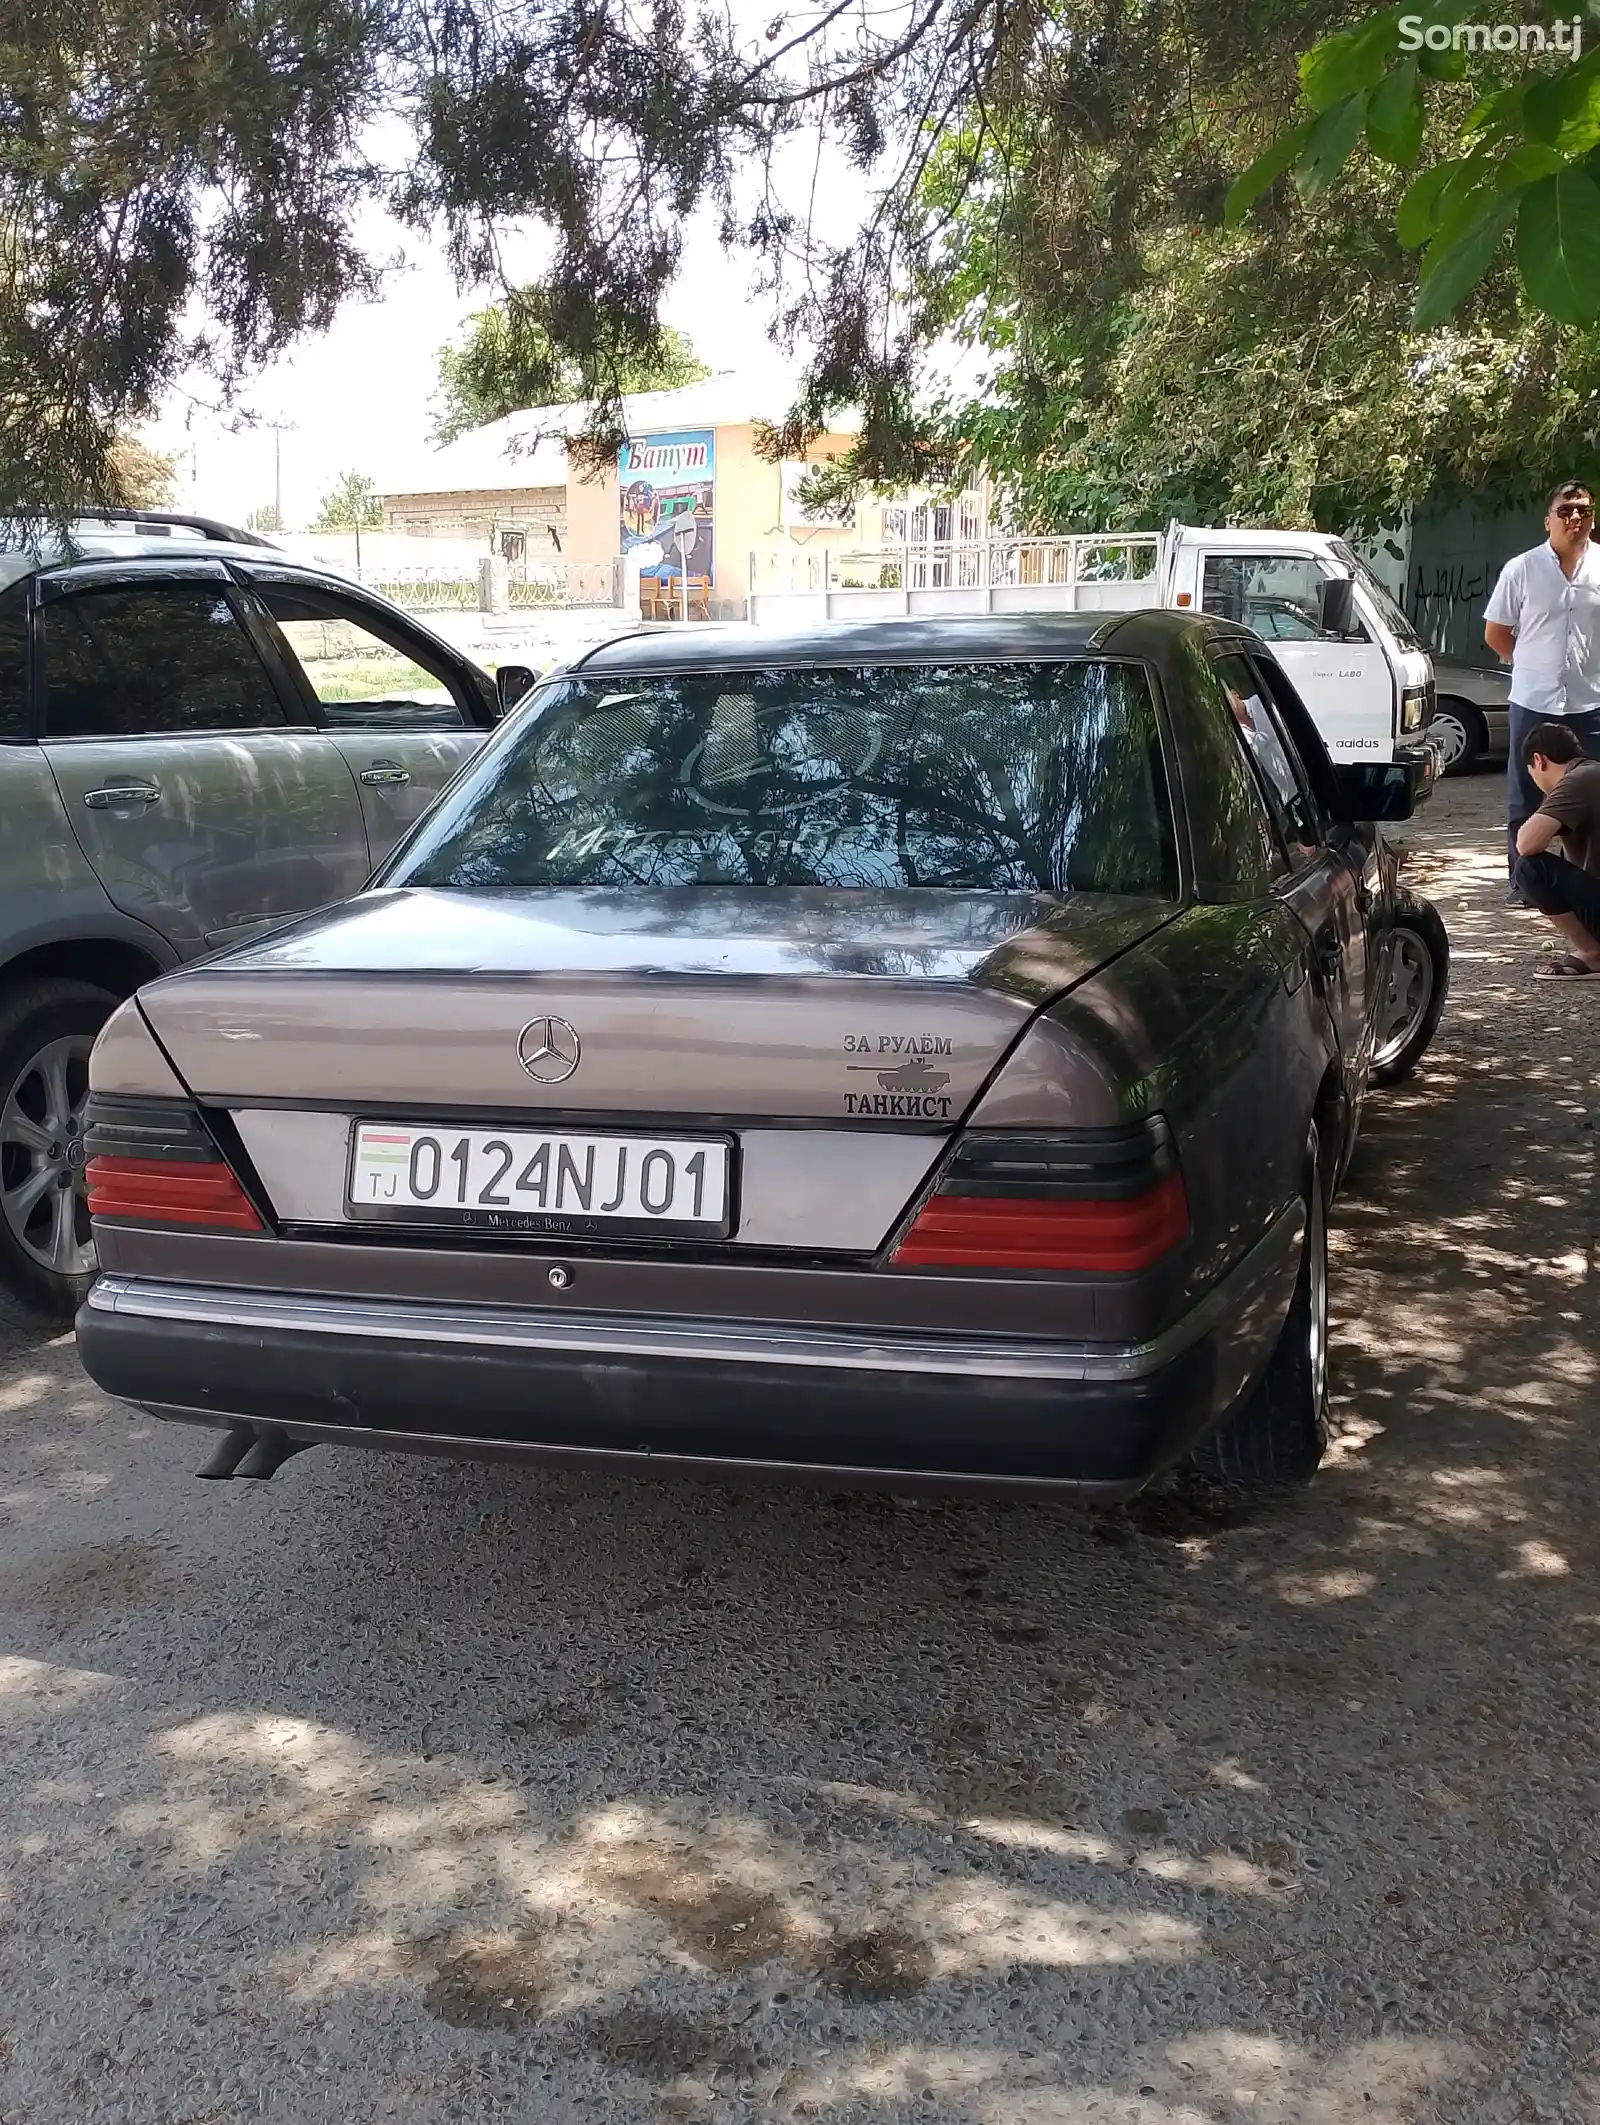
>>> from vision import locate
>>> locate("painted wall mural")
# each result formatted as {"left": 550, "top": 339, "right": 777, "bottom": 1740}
{"left": 619, "top": 430, "right": 715, "bottom": 585}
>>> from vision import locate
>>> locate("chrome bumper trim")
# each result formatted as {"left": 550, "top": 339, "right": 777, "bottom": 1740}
{"left": 85, "top": 1201, "right": 1301, "bottom": 1387}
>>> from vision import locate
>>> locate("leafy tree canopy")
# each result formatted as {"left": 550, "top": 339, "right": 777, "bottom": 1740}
{"left": 1, "top": 0, "right": 1000, "bottom": 512}
{"left": 1237, "top": 4, "right": 1600, "bottom": 333}
{"left": 8, "top": 0, "right": 1599, "bottom": 527}
{"left": 433, "top": 309, "right": 709, "bottom": 443}
{"left": 105, "top": 436, "right": 177, "bottom": 508}
{"left": 805, "top": 1, "right": 1600, "bottom": 532}
{"left": 312, "top": 468, "right": 382, "bottom": 530}
{"left": 244, "top": 503, "right": 284, "bottom": 534}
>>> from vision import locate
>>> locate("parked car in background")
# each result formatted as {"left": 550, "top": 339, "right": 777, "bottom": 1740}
{"left": 0, "top": 512, "right": 530, "bottom": 1319}
{"left": 78, "top": 610, "right": 1445, "bottom": 1497}
{"left": 1430, "top": 656, "right": 1511, "bottom": 776}
{"left": 752, "top": 522, "right": 1444, "bottom": 783}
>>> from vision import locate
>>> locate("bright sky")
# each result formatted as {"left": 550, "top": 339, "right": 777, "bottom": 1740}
{"left": 146, "top": 96, "right": 854, "bottom": 532}
{"left": 147, "top": 207, "right": 798, "bottom": 529}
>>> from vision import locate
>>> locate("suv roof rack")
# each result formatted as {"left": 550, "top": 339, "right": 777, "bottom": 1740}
{"left": 73, "top": 509, "right": 276, "bottom": 549}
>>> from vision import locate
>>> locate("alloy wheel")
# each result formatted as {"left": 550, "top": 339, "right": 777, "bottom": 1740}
{"left": 1371, "top": 926, "right": 1435, "bottom": 1074}
{"left": 0, "top": 1033, "right": 96, "bottom": 1278}
{"left": 1430, "top": 709, "right": 1469, "bottom": 773}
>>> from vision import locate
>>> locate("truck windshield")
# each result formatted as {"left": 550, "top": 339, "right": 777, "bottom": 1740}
{"left": 1331, "top": 541, "right": 1423, "bottom": 652}
{"left": 384, "top": 659, "right": 1178, "bottom": 897}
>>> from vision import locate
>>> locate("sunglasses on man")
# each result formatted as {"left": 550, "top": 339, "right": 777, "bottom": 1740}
{"left": 1553, "top": 500, "right": 1595, "bottom": 520}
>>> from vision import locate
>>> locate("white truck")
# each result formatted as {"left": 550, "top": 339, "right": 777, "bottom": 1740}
{"left": 747, "top": 520, "right": 1439, "bottom": 774}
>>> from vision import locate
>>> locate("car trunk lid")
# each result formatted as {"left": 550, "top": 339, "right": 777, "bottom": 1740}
{"left": 138, "top": 885, "right": 1173, "bottom": 1122}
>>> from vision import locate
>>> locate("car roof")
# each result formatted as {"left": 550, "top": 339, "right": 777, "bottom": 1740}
{"left": 569, "top": 609, "right": 1235, "bottom": 674}
{"left": 0, "top": 530, "right": 281, "bottom": 593}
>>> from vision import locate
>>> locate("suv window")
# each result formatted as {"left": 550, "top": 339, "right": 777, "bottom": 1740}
{"left": 1212, "top": 652, "right": 1321, "bottom": 864}
{"left": 42, "top": 585, "right": 287, "bottom": 739}
{"left": 1200, "top": 554, "right": 1370, "bottom": 644}
{"left": 0, "top": 582, "right": 28, "bottom": 740}
{"left": 257, "top": 583, "right": 467, "bottom": 730}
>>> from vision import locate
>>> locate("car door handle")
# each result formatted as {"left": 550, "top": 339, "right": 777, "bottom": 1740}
{"left": 359, "top": 763, "right": 411, "bottom": 787}
{"left": 83, "top": 784, "right": 160, "bottom": 810}
{"left": 1312, "top": 923, "right": 1342, "bottom": 979}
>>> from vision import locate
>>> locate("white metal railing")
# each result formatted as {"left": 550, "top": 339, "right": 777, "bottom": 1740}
{"left": 362, "top": 559, "right": 622, "bottom": 614}
{"left": 747, "top": 535, "right": 1161, "bottom": 598}
{"left": 368, "top": 571, "right": 478, "bottom": 610}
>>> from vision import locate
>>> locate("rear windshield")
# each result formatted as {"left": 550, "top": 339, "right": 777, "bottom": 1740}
{"left": 386, "top": 660, "right": 1177, "bottom": 896}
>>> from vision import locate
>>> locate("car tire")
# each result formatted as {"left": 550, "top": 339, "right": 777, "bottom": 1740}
{"left": 1370, "top": 892, "right": 1449, "bottom": 1088}
{"left": 0, "top": 978, "right": 117, "bottom": 1321}
{"left": 1431, "top": 698, "right": 1486, "bottom": 777}
{"left": 1191, "top": 1134, "right": 1329, "bottom": 1489}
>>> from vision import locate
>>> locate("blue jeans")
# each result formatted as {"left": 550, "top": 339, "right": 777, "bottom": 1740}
{"left": 1508, "top": 703, "right": 1600, "bottom": 878}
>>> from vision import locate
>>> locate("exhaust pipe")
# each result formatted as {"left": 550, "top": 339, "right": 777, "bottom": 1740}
{"left": 195, "top": 1426, "right": 254, "bottom": 1480}
{"left": 233, "top": 1431, "right": 311, "bottom": 1481}
{"left": 194, "top": 1426, "right": 312, "bottom": 1481}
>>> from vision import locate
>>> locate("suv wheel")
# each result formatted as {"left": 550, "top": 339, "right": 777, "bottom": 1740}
{"left": 0, "top": 979, "right": 116, "bottom": 1320}
{"left": 1190, "top": 1132, "right": 1329, "bottom": 1488}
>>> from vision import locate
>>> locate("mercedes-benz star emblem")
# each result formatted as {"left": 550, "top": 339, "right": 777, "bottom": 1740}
{"left": 516, "top": 1015, "right": 581, "bottom": 1084}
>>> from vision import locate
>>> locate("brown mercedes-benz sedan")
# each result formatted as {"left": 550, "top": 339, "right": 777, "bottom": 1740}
{"left": 75, "top": 612, "right": 1444, "bottom": 1496}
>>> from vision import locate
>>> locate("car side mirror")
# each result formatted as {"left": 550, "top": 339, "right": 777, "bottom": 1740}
{"left": 1331, "top": 759, "right": 1421, "bottom": 823}
{"left": 1317, "top": 576, "right": 1356, "bottom": 639}
{"left": 494, "top": 664, "right": 538, "bottom": 719}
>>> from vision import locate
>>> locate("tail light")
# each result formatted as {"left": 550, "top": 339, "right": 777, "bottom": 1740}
{"left": 84, "top": 1098, "right": 263, "bottom": 1233}
{"left": 891, "top": 1121, "right": 1187, "bottom": 1272}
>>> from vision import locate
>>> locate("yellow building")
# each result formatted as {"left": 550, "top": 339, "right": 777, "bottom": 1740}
{"left": 377, "top": 375, "right": 864, "bottom": 620}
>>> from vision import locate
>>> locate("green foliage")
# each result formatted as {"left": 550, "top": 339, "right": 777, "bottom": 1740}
{"left": 907, "top": 5, "right": 1600, "bottom": 536}
{"left": 0, "top": 0, "right": 378, "bottom": 518}
{"left": 105, "top": 437, "right": 177, "bottom": 508}
{"left": 433, "top": 306, "right": 709, "bottom": 443}
{"left": 244, "top": 503, "right": 284, "bottom": 534}
{"left": 1245, "top": 6, "right": 1600, "bottom": 327}
{"left": 1517, "top": 170, "right": 1600, "bottom": 323}
{"left": 311, "top": 469, "right": 381, "bottom": 531}
{"left": 9, "top": 0, "right": 1600, "bottom": 521}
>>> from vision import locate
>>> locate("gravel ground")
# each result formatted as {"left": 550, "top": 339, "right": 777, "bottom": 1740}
{"left": 1, "top": 773, "right": 1596, "bottom": 2125}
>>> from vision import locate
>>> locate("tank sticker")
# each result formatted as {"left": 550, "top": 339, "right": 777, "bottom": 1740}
{"left": 842, "top": 1038, "right": 954, "bottom": 1119}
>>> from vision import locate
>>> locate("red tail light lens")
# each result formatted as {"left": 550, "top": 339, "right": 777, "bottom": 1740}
{"left": 891, "top": 1123, "right": 1188, "bottom": 1272}
{"left": 83, "top": 1099, "right": 263, "bottom": 1232}
{"left": 86, "top": 1156, "right": 262, "bottom": 1231}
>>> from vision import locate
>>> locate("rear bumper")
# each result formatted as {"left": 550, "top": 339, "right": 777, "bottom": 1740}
{"left": 77, "top": 1206, "right": 1301, "bottom": 1499}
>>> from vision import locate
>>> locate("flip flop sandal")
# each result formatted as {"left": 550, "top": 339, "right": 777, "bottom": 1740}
{"left": 1537, "top": 953, "right": 1598, "bottom": 977}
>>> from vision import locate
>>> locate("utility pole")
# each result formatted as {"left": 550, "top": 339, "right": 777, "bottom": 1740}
{"left": 260, "top": 415, "right": 296, "bottom": 533}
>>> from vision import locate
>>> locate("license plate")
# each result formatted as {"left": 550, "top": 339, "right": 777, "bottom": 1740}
{"left": 345, "top": 1122, "right": 732, "bottom": 1239}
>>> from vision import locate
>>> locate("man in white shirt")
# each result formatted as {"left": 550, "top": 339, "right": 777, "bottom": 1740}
{"left": 1484, "top": 480, "right": 1600, "bottom": 892}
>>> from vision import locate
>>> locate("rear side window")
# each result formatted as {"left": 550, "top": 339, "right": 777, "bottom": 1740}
{"left": 1211, "top": 652, "right": 1320, "bottom": 863}
{"left": 1172, "top": 635, "right": 1284, "bottom": 894}
{"left": 388, "top": 660, "right": 1178, "bottom": 896}
{"left": 0, "top": 582, "right": 28, "bottom": 739}
{"left": 41, "top": 585, "right": 287, "bottom": 739}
